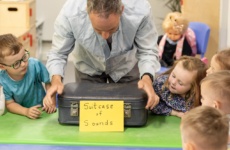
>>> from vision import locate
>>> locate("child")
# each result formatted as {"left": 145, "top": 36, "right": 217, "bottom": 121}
{"left": 151, "top": 56, "right": 207, "bottom": 118}
{"left": 206, "top": 48, "right": 230, "bottom": 76}
{"left": 180, "top": 106, "right": 229, "bottom": 150}
{"left": 200, "top": 70, "right": 230, "bottom": 148}
{"left": 201, "top": 70, "right": 230, "bottom": 113}
{"left": 158, "top": 12, "right": 196, "bottom": 67}
{"left": 0, "top": 34, "right": 56, "bottom": 119}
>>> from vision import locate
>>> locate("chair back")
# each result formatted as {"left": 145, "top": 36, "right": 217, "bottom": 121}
{"left": 189, "top": 22, "right": 210, "bottom": 58}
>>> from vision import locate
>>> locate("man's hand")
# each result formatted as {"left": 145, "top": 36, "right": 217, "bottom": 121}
{"left": 138, "top": 74, "right": 159, "bottom": 110}
{"left": 43, "top": 94, "right": 56, "bottom": 114}
{"left": 45, "top": 75, "right": 64, "bottom": 106}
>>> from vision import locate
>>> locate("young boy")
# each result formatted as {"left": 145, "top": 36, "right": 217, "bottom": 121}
{"left": 0, "top": 34, "right": 56, "bottom": 119}
{"left": 206, "top": 48, "right": 230, "bottom": 76}
{"left": 200, "top": 70, "right": 230, "bottom": 148}
{"left": 180, "top": 106, "right": 229, "bottom": 150}
{"left": 201, "top": 70, "right": 230, "bottom": 114}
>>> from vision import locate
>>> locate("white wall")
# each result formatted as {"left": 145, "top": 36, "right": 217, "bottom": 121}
{"left": 219, "top": 0, "right": 230, "bottom": 50}
{"left": 37, "top": 0, "right": 230, "bottom": 46}
{"left": 36, "top": 0, "right": 66, "bottom": 41}
{"left": 36, "top": 0, "right": 170, "bottom": 41}
{"left": 228, "top": 1, "right": 230, "bottom": 47}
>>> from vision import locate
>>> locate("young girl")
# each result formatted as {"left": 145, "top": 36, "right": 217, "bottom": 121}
{"left": 206, "top": 48, "right": 230, "bottom": 76}
{"left": 151, "top": 56, "right": 207, "bottom": 118}
{"left": 158, "top": 12, "right": 196, "bottom": 67}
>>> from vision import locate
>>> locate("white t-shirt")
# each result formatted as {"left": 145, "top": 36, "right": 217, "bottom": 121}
{"left": 0, "top": 86, "right": 5, "bottom": 115}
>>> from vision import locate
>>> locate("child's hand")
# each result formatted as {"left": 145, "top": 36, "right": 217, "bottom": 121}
{"left": 170, "top": 109, "right": 184, "bottom": 118}
{"left": 26, "top": 105, "right": 42, "bottom": 119}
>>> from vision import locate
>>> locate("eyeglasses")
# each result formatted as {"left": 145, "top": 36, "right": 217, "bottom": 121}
{"left": 0, "top": 50, "right": 30, "bottom": 69}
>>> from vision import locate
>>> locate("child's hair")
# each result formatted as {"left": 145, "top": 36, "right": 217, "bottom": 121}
{"left": 201, "top": 70, "right": 230, "bottom": 105}
{"left": 214, "top": 48, "right": 230, "bottom": 70}
{"left": 162, "top": 12, "right": 188, "bottom": 35}
{"left": 163, "top": 56, "right": 207, "bottom": 107}
{"left": 0, "top": 34, "right": 22, "bottom": 62}
{"left": 181, "top": 106, "right": 229, "bottom": 150}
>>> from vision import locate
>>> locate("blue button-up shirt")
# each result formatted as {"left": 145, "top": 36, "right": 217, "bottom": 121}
{"left": 46, "top": 0, "right": 160, "bottom": 82}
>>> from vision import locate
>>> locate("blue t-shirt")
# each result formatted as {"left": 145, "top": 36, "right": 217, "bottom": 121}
{"left": 0, "top": 58, "right": 50, "bottom": 108}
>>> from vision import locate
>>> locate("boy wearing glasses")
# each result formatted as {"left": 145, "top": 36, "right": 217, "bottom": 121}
{"left": 0, "top": 34, "right": 56, "bottom": 119}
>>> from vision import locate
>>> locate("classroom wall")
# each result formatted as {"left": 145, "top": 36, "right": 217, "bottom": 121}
{"left": 36, "top": 0, "right": 66, "bottom": 41}
{"left": 37, "top": 0, "right": 230, "bottom": 51}
{"left": 228, "top": 1, "right": 230, "bottom": 48}
{"left": 37, "top": 0, "right": 171, "bottom": 40}
{"left": 219, "top": 0, "right": 230, "bottom": 50}
{"left": 148, "top": 0, "right": 171, "bottom": 36}
{"left": 181, "top": 0, "right": 220, "bottom": 62}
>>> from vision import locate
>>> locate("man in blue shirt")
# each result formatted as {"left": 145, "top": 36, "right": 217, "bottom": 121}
{"left": 46, "top": 0, "right": 160, "bottom": 109}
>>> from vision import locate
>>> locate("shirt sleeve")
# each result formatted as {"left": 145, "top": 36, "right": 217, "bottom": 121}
{"left": 135, "top": 4, "right": 160, "bottom": 80}
{"left": 46, "top": 9, "right": 75, "bottom": 79}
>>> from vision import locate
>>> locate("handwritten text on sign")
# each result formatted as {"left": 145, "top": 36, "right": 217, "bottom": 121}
{"left": 79, "top": 101, "right": 124, "bottom": 132}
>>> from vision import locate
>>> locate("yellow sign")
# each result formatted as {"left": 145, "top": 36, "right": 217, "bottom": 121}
{"left": 79, "top": 101, "right": 124, "bottom": 132}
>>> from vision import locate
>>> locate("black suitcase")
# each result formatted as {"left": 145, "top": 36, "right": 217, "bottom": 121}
{"left": 58, "top": 82, "right": 148, "bottom": 126}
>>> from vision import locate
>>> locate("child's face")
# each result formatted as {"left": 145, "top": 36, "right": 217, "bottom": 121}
{"left": 206, "top": 54, "right": 222, "bottom": 76}
{"left": 180, "top": 126, "right": 193, "bottom": 150}
{"left": 168, "top": 62, "right": 195, "bottom": 95}
{"left": 1, "top": 48, "right": 29, "bottom": 79}
{"left": 166, "top": 28, "right": 182, "bottom": 42}
{"left": 200, "top": 82, "right": 215, "bottom": 107}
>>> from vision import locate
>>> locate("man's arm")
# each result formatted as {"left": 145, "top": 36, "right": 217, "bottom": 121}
{"left": 44, "top": 75, "right": 64, "bottom": 109}
{"left": 45, "top": 9, "right": 75, "bottom": 102}
{"left": 135, "top": 3, "right": 160, "bottom": 109}
{"left": 43, "top": 82, "right": 57, "bottom": 114}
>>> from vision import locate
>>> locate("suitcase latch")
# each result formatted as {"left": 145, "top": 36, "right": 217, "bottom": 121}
{"left": 70, "top": 102, "right": 79, "bottom": 116}
{"left": 124, "top": 103, "right": 131, "bottom": 118}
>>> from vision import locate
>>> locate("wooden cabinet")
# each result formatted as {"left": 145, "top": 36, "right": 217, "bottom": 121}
{"left": 0, "top": 0, "right": 35, "bottom": 28}
{"left": 0, "top": 0, "right": 37, "bottom": 57}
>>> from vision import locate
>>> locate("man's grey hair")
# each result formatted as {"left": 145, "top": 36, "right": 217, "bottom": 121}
{"left": 87, "top": 0, "right": 123, "bottom": 18}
